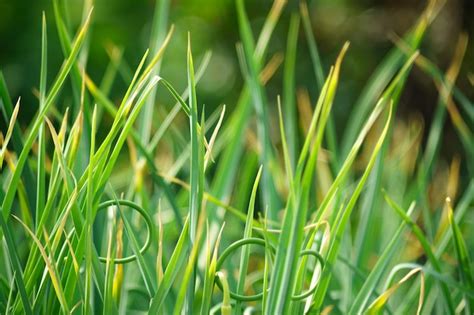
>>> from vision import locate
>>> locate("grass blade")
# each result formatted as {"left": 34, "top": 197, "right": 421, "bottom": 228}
{"left": 349, "top": 201, "right": 416, "bottom": 313}
{"left": 384, "top": 192, "right": 456, "bottom": 314}
{"left": 447, "top": 198, "right": 474, "bottom": 312}
{"left": 236, "top": 0, "right": 280, "bottom": 219}
{"left": 283, "top": 13, "right": 300, "bottom": 170}
{"left": 1, "top": 8, "right": 92, "bottom": 223}
{"left": 234, "top": 166, "right": 263, "bottom": 314}
{"left": 36, "top": 12, "right": 48, "bottom": 229}
{"left": 149, "top": 217, "right": 190, "bottom": 313}
{"left": 309, "top": 102, "right": 393, "bottom": 313}
{"left": 0, "top": 214, "right": 32, "bottom": 315}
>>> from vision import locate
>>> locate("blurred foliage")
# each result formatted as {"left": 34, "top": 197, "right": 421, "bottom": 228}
{"left": 0, "top": 0, "right": 472, "bottom": 171}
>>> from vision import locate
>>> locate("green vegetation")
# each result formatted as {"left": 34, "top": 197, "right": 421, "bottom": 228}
{"left": 0, "top": 0, "right": 473, "bottom": 314}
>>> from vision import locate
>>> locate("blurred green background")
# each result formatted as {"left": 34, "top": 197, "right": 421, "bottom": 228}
{"left": 0, "top": 0, "right": 472, "bottom": 169}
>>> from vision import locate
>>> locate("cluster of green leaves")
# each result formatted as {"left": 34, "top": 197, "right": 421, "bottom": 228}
{"left": 0, "top": 0, "right": 473, "bottom": 314}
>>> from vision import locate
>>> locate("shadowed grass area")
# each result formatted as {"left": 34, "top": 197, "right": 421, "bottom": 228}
{"left": 0, "top": 0, "right": 473, "bottom": 314}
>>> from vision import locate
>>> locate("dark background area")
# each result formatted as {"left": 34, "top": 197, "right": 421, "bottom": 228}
{"left": 0, "top": 0, "right": 472, "bottom": 162}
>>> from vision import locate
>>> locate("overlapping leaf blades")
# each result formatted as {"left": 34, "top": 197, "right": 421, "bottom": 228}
{"left": 0, "top": 0, "right": 472, "bottom": 314}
